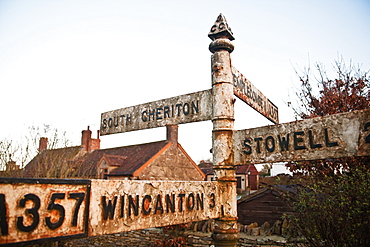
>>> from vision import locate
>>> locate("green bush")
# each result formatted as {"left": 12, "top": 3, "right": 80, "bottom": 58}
{"left": 291, "top": 168, "right": 370, "bottom": 247}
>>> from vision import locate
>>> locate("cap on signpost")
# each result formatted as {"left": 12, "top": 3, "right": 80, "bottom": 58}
{"left": 208, "top": 13, "right": 235, "bottom": 41}
{"left": 208, "top": 13, "right": 235, "bottom": 53}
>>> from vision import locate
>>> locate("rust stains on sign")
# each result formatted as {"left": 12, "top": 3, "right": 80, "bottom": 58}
{"left": 233, "top": 108, "right": 370, "bottom": 164}
{"left": 100, "top": 89, "right": 213, "bottom": 135}
{"left": 88, "top": 180, "right": 220, "bottom": 236}
{"left": 0, "top": 178, "right": 90, "bottom": 245}
{"left": 0, "top": 178, "right": 221, "bottom": 245}
{"left": 232, "top": 67, "right": 279, "bottom": 124}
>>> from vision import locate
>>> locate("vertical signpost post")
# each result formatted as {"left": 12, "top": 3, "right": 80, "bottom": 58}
{"left": 209, "top": 14, "right": 239, "bottom": 246}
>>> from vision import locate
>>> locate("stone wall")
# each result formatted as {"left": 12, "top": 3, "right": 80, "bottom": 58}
{"left": 55, "top": 220, "right": 305, "bottom": 247}
{"left": 189, "top": 219, "right": 298, "bottom": 238}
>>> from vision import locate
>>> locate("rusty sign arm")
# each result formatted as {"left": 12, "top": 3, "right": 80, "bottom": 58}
{"left": 100, "top": 89, "right": 213, "bottom": 135}
{"left": 232, "top": 67, "right": 279, "bottom": 124}
{"left": 0, "top": 178, "right": 221, "bottom": 246}
{"left": 233, "top": 108, "right": 370, "bottom": 165}
{"left": 0, "top": 177, "right": 91, "bottom": 246}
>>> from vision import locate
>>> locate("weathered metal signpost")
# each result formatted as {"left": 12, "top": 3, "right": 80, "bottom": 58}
{"left": 1, "top": 14, "right": 369, "bottom": 246}
{"left": 0, "top": 178, "right": 220, "bottom": 245}
{"left": 208, "top": 14, "right": 239, "bottom": 246}
{"left": 233, "top": 109, "right": 370, "bottom": 165}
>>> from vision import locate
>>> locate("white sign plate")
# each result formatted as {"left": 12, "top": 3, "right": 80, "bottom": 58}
{"left": 100, "top": 89, "right": 213, "bottom": 135}
{"left": 232, "top": 67, "right": 279, "bottom": 124}
{"left": 0, "top": 178, "right": 220, "bottom": 245}
{"left": 88, "top": 180, "right": 220, "bottom": 236}
{"left": 0, "top": 178, "right": 90, "bottom": 245}
{"left": 233, "top": 109, "right": 370, "bottom": 164}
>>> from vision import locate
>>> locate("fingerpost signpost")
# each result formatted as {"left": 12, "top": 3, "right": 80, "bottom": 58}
{"left": 1, "top": 14, "right": 369, "bottom": 247}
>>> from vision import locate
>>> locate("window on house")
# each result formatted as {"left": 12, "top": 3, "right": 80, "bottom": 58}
{"left": 100, "top": 168, "right": 108, "bottom": 179}
{"left": 236, "top": 177, "right": 242, "bottom": 189}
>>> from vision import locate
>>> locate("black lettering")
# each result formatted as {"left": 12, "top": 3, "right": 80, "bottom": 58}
{"left": 142, "top": 195, "right": 152, "bottom": 215}
{"left": 210, "top": 24, "right": 217, "bottom": 32}
{"left": 308, "top": 130, "right": 322, "bottom": 149}
{"left": 102, "top": 196, "right": 117, "bottom": 220}
{"left": 128, "top": 195, "right": 139, "bottom": 216}
{"left": 324, "top": 128, "right": 338, "bottom": 147}
{"left": 113, "top": 116, "right": 119, "bottom": 127}
{"left": 165, "top": 194, "right": 175, "bottom": 213}
{"left": 254, "top": 137, "right": 263, "bottom": 153}
{"left": 176, "top": 104, "right": 182, "bottom": 116}
{"left": 102, "top": 119, "right": 107, "bottom": 129}
{"left": 156, "top": 107, "right": 163, "bottom": 120}
{"left": 142, "top": 111, "right": 147, "bottom": 122}
{"left": 148, "top": 109, "right": 155, "bottom": 121}
{"left": 120, "top": 195, "right": 125, "bottom": 218}
{"left": 191, "top": 101, "right": 199, "bottom": 114}
{"left": 69, "top": 193, "right": 85, "bottom": 227}
{"left": 154, "top": 195, "right": 163, "bottom": 214}
{"left": 0, "top": 194, "right": 8, "bottom": 236}
{"left": 46, "top": 193, "right": 65, "bottom": 230}
{"left": 108, "top": 118, "right": 113, "bottom": 128}
{"left": 294, "top": 131, "right": 306, "bottom": 150}
{"left": 278, "top": 134, "right": 289, "bottom": 151}
{"left": 163, "top": 106, "right": 170, "bottom": 118}
{"left": 178, "top": 193, "right": 185, "bottom": 212}
{"left": 218, "top": 22, "right": 225, "bottom": 30}
{"left": 120, "top": 115, "right": 125, "bottom": 125}
{"left": 196, "top": 193, "right": 204, "bottom": 210}
{"left": 183, "top": 103, "right": 190, "bottom": 115}
{"left": 265, "top": 136, "right": 275, "bottom": 152}
{"left": 187, "top": 193, "right": 195, "bottom": 211}
{"left": 209, "top": 193, "right": 216, "bottom": 209}
{"left": 17, "top": 194, "right": 40, "bottom": 232}
{"left": 243, "top": 138, "right": 252, "bottom": 155}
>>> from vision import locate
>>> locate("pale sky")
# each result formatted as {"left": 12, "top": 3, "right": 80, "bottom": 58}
{"left": 1, "top": 0, "right": 369, "bottom": 164}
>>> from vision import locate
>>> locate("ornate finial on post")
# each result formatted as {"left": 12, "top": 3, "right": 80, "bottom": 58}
{"left": 209, "top": 14, "right": 239, "bottom": 247}
{"left": 208, "top": 13, "right": 235, "bottom": 41}
{"left": 208, "top": 13, "right": 235, "bottom": 53}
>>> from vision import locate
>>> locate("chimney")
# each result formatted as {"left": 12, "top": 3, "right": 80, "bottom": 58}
{"left": 166, "top": 125, "right": 178, "bottom": 144}
{"left": 39, "top": 137, "right": 48, "bottom": 152}
{"left": 90, "top": 130, "right": 101, "bottom": 151}
{"left": 81, "top": 126, "right": 92, "bottom": 152}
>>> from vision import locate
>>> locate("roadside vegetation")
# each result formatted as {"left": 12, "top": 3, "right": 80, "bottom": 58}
{"left": 287, "top": 58, "right": 370, "bottom": 246}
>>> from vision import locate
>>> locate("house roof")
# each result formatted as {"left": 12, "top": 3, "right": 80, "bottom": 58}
{"left": 99, "top": 154, "right": 127, "bottom": 167}
{"left": 77, "top": 140, "right": 170, "bottom": 176}
{"left": 237, "top": 184, "right": 300, "bottom": 204}
{"left": 24, "top": 146, "right": 84, "bottom": 177}
{"left": 236, "top": 164, "right": 259, "bottom": 175}
{"left": 24, "top": 140, "right": 171, "bottom": 178}
{"left": 198, "top": 162, "right": 213, "bottom": 175}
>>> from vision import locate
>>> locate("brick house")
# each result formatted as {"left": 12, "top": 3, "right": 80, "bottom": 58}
{"left": 24, "top": 125, "right": 205, "bottom": 181}
{"left": 198, "top": 161, "right": 259, "bottom": 192}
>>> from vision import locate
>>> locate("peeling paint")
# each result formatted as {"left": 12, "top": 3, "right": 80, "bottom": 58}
{"left": 233, "top": 109, "right": 370, "bottom": 164}
{"left": 100, "top": 89, "right": 213, "bottom": 135}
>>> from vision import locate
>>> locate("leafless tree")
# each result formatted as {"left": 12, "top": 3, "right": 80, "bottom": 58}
{"left": 0, "top": 124, "right": 76, "bottom": 178}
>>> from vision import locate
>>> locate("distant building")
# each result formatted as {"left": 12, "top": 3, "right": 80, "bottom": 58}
{"left": 24, "top": 125, "right": 205, "bottom": 181}
{"left": 0, "top": 160, "right": 22, "bottom": 177}
{"left": 237, "top": 185, "right": 299, "bottom": 225}
{"left": 198, "top": 161, "right": 259, "bottom": 192}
